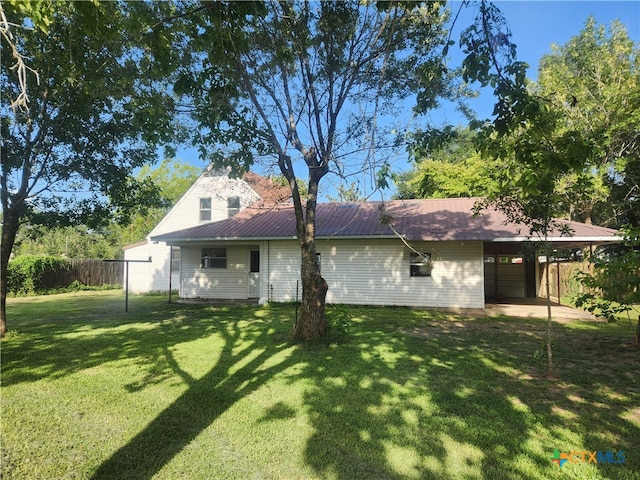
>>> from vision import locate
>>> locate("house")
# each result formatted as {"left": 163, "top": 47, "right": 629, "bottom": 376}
{"left": 150, "top": 196, "right": 620, "bottom": 310}
{"left": 123, "top": 166, "right": 289, "bottom": 293}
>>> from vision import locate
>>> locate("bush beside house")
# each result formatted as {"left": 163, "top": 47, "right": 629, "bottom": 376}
{"left": 7, "top": 256, "right": 122, "bottom": 296}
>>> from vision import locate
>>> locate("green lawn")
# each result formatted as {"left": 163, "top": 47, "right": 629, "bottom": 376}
{"left": 1, "top": 291, "right": 638, "bottom": 480}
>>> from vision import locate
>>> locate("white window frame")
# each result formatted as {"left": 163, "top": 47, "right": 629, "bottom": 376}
{"left": 171, "top": 246, "right": 181, "bottom": 273}
{"left": 410, "top": 251, "right": 432, "bottom": 277}
{"left": 201, "top": 248, "right": 227, "bottom": 269}
{"left": 199, "top": 198, "right": 212, "bottom": 221}
{"left": 227, "top": 196, "right": 240, "bottom": 218}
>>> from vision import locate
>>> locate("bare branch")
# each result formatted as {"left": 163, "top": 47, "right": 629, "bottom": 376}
{"left": 0, "top": 3, "right": 40, "bottom": 114}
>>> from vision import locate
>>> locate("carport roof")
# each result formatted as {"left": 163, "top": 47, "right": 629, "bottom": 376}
{"left": 151, "top": 197, "right": 620, "bottom": 245}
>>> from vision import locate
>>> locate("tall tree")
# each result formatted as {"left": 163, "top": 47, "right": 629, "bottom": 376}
{"left": 451, "top": 1, "right": 592, "bottom": 376}
{"left": 175, "top": 0, "right": 457, "bottom": 340}
{"left": 535, "top": 18, "right": 640, "bottom": 227}
{"left": 116, "top": 159, "right": 201, "bottom": 246}
{"left": 0, "top": 1, "right": 183, "bottom": 336}
{"left": 396, "top": 127, "right": 498, "bottom": 199}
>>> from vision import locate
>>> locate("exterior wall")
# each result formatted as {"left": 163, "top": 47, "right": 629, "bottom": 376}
{"left": 484, "top": 255, "right": 527, "bottom": 299}
{"left": 124, "top": 169, "right": 260, "bottom": 293}
{"left": 178, "top": 239, "right": 485, "bottom": 309}
{"left": 180, "top": 245, "right": 258, "bottom": 300}
{"left": 124, "top": 241, "right": 178, "bottom": 293}
{"left": 150, "top": 170, "right": 260, "bottom": 237}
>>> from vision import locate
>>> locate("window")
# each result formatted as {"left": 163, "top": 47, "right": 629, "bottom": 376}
{"left": 199, "top": 198, "right": 212, "bottom": 221}
{"left": 227, "top": 196, "right": 240, "bottom": 217}
{"left": 316, "top": 253, "right": 321, "bottom": 274}
{"left": 171, "top": 246, "right": 181, "bottom": 272}
{"left": 410, "top": 252, "right": 432, "bottom": 277}
{"left": 201, "top": 248, "right": 227, "bottom": 268}
{"left": 250, "top": 250, "right": 260, "bottom": 273}
{"left": 498, "top": 256, "right": 523, "bottom": 264}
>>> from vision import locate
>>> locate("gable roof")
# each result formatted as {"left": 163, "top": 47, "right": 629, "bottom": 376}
{"left": 151, "top": 197, "right": 619, "bottom": 245}
{"left": 123, "top": 169, "right": 290, "bottom": 250}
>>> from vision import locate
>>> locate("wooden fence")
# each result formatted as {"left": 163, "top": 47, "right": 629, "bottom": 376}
{"left": 539, "top": 260, "right": 591, "bottom": 302}
{"left": 48, "top": 259, "right": 124, "bottom": 288}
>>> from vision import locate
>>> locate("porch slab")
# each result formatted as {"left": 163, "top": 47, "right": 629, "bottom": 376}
{"left": 484, "top": 298, "right": 602, "bottom": 322}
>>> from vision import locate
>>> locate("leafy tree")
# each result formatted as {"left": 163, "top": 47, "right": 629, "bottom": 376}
{"left": 174, "top": 0, "right": 459, "bottom": 341}
{"left": 116, "top": 159, "right": 201, "bottom": 246}
{"left": 452, "top": 1, "right": 593, "bottom": 376}
{"left": 0, "top": 1, "right": 184, "bottom": 336}
{"left": 326, "top": 182, "right": 365, "bottom": 203}
{"left": 12, "top": 159, "right": 200, "bottom": 259}
{"left": 575, "top": 227, "right": 640, "bottom": 344}
{"left": 535, "top": 18, "right": 640, "bottom": 226}
{"left": 396, "top": 127, "right": 497, "bottom": 199}
{"left": 13, "top": 225, "right": 121, "bottom": 259}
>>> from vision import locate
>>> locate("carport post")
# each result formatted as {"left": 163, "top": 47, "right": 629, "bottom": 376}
{"left": 556, "top": 256, "right": 561, "bottom": 305}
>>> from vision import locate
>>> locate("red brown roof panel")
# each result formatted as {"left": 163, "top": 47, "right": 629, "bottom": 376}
{"left": 152, "top": 198, "right": 619, "bottom": 243}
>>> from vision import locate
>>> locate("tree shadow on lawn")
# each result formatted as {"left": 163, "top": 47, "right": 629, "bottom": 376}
{"left": 2, "top": 296, "right": 226, "bottom": 386}
{"left": 5, "top": 297, "right": 638, "bottom": 479}
{"left": 297, "top": 310, "right": 640, "bottom": 479}
{"left": 4, "top": 296, "right": 300, "bottom": 479}
{"left": 89, "top": 308, "right": 300, "bottom": 479}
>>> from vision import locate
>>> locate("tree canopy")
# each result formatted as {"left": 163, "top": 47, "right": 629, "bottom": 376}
{"left": 0, "top": 1, "right": 185, "bottom": 335}
{"left": 536, "top": 17, "right": 640, "bottom": 227}
{"left": 395, "top": 127, "right": 497, "bottom": 199}
{"left": 402, "top": 15, "right": 639, "bottom": 234}
{"left": 170, "top": 0, "right": 459, "bottom": 340}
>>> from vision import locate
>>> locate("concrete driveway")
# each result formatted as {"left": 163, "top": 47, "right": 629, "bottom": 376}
{"left": 484, "top": 298, "right": 602, "bottom": 322}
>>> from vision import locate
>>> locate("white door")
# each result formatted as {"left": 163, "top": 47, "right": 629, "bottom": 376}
{"left": 248, "top": 250, "right": 260, "bottom": 298}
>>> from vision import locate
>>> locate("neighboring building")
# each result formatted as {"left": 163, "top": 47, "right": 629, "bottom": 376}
{"left": 151, "top": 197, "right": 620, "bottom": 310}
{"left": 123, "top": 166, "right": 289, "bottom": 293}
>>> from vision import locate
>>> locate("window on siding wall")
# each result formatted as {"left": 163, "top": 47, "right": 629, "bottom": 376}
{"left": 171, "top": 246, "right": 181, "bottom": 272}
{"left": 201, "top": 248, "right": 227, "bottom": 268}
{"left": 410, "top": 252, "right": 432, "bottom": 277}
{"left": 199, "top": 198, "right": 212, "bottom": 221}
{"left": 227, "top": 196, "right": 240, "bottom": 217}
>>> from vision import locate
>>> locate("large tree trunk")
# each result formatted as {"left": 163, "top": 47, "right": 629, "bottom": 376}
{"left": 0, "top": 206, "right": 20, "bottom": 338}
{"left": 276, "top": 149, "right": 330, "bottom": 342}
{"left": 293, "top": 242, "right": 328, "bottom": 341}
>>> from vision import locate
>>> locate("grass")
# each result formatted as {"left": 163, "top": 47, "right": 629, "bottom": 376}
{"left": 1, "top": 291, "right": 639, "bottom": 480}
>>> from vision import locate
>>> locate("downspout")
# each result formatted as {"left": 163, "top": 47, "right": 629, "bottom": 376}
{"left": 168, "top": 246, "right": 173, "bottom": 304}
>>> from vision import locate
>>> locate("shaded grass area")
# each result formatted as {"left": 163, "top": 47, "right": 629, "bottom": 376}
{"left": 1, "top": 291, "right": 638, "bottom": 479}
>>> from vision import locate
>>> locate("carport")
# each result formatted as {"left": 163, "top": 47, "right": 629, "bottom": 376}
{"left": 483, "top": 233, "right": 621, "bottom": 304}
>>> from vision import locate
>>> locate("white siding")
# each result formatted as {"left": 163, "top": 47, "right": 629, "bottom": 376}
{"left": 264, "top": 241, "right": 303, "bottom": 302}
{"left": 178, "top": 239, "right": 485, "bottom": 309}
{"left": 261, "top": 239, "right": 483, "bottom": 309}
{"left": 150, "top": 172, "right": 260, "bottom": 237}
{"left": 180, "top": 246, "right": 251, "bottom": 300}
{"left": 123, "top": 242, "right": 180, "bottom": 293}
{"left": 124, "top": 169, "right": 260, "bottom": 293}
{"left": 323, "top": 240, "right": 483, "bottom": 309}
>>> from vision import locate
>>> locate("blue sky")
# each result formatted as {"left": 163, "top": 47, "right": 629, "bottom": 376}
{"left": 174, "top": 1, "right": 639, "bottom": 197}
{"left": 428, "top": 0, "right": 640, "bottom": 125}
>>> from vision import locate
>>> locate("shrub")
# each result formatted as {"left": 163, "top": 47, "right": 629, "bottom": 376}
{"left": 327, "top": 305, "right": 352, "bottom": 336}
{"left": 7, "top": 255, "right": 71, "bottom": 295}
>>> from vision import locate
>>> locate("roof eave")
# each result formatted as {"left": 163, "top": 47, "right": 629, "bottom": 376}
{"left": 491, "top": 236, "right": 622, "bottom": 244}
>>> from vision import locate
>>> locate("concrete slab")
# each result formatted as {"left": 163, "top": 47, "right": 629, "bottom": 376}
{"left": 484, "top": 298, "right": 602, "bottom": 322}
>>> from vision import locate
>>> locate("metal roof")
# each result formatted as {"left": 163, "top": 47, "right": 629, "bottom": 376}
{"left": 151, "top": 198, "right": 620, "bottom": 244}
